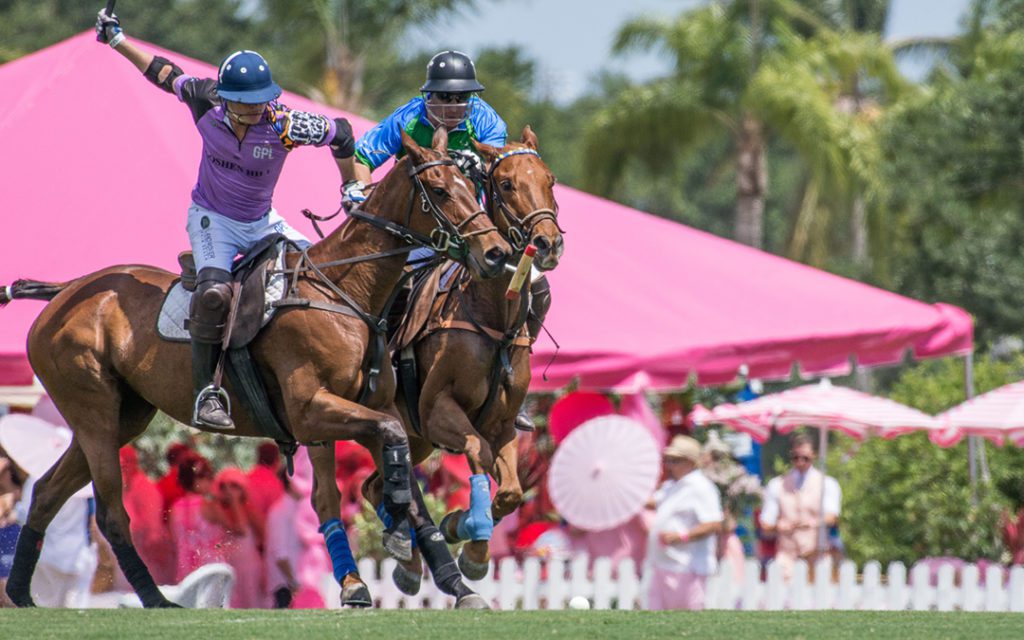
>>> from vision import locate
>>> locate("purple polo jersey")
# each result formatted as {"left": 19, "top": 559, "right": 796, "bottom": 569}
{"left": 173, "top": 75, "right": 337, "bottom": 222}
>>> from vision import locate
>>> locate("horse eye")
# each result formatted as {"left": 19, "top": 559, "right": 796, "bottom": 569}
{"left": 432, "top": 187, "right": 448, "bottom": 198}
{"left": 500, "top": 180, "right": 513, "bottom": 191}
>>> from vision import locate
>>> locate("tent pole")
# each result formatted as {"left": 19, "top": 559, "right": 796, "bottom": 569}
{"left": 818, "top": 425, "right": 828, "bottom": 555}
{"left": 963, "top": 352, "right": 991, "bottom": 483}
{"left": 965, "top": 353, "right": 978, "bottom": 502}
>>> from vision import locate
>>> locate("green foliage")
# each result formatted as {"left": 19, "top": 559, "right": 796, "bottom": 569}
{"left": 0, "top": 0, "right": 265, "bottom": 67}
{"left": 131, "top": 411, "right": 258, "bottom": 478}
{"left": 831, "top": 353, "right": 1024, "bottom": 565}
{"left": 878, "top": 28, "right": 1024, "bottom": 343}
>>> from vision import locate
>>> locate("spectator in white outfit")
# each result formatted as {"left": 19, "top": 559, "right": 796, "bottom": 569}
{"left": 645, "top": 436, "right": 723, "bottom": 610}
{"left": 759, "top": 434, "right": 841, "bottom": 580}
{"left": 15, "top": 477, "right": 97, "bottom": 607}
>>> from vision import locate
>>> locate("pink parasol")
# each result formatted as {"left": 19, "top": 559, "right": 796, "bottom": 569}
{"left": 548, "top": 415, "right": 660, "bottom": 532}
{"left": 932, "top": 380, "right": 1024, "bottom": 447}
{"left": 548, "top": 391, "right": 616, "bottom": 444}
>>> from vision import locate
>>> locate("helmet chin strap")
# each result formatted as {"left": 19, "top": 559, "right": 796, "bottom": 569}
{"left": 225, "top": 103, "right": 267, "bottom": 125}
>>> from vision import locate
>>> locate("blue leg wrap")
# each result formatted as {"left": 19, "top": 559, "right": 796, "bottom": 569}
{"left": 319, "top": 518, "right": 357, "bottom": 582}
{"left": 376, "top": 503, "right": 417, "bottom": 549}
{"left": 456, "top": 474, "right": 494, "bottom": 541}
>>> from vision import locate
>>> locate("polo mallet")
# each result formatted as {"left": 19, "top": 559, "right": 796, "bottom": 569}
{"left": 505, "top": 244, "right": 536, "bottom": 300}
{"left": 97, "top": 0, "right": 117, "bottom": 42}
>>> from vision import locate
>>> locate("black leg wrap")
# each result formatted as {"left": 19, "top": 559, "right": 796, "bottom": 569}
{"left": 5, "top": 526, "right": 44, "bottom": 607}
{"left": 381, "top": 443, "right": 412, "bottom": 519}
{"left": 527, "top": 275, "right": 552, "bottom": 339}
{"left": 111, "top": 542, "right": 175, "bottom": 608}
{"left": 415, "top": 523, "right": 471, "bottom": 598}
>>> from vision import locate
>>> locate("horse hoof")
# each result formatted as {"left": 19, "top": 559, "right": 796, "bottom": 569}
{"left": 457, "top": 548, "right": 490, "bottom": 581}
{"left": 439, "top": 512, "right": 462, "bottom": 544}
{"left": 9, "top": 595, "right": 36, "bottom": 608}
{"left": 392, "top": 561, "right": 422, "bottom": 596}
{"left": 341, "top": 582, "right": 373, "bottom": 608}
{"left": 455, "top": 593, "right": 490, "bottom": 610}
{"left": 383, "top": 529, "right": 413, "bottom": 562}
{"left": 151, "top": 599, "right": 183, "bottom": 608}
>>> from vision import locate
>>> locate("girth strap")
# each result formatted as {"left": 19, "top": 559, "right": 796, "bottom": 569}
{"left": 225, "top": 348, "right": 297, "bottom": 469}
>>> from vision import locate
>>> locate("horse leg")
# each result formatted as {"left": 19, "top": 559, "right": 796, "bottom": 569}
{"left": 307, "top": 444, "right": 371, "bottom": 608}
{"left": 289, "top": 390, "right": 413, "bottom": 561}
{"left": 406, "top": 476, "right": 488, "bottom": 609}
{"left": 4, "top": 441, "right": 92, "bottom": 607}
{"left": 489, "top": 431, "right": 524, "bottom": 522}
{"left": 361, "top": 437, "right": 433, "bottom": 596}
{"left": 424, "top": 394, "right": 496, "bottom": 581}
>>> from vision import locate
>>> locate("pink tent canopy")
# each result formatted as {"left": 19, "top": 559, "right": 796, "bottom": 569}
{"left": 932, "top": 380, "right": 1024, "bottom": 447}
{"left": 690, "top": 379, "right": 942, "bottom": 442}
{"left": 1, "top": 33, "right": 973, "bottom": 390}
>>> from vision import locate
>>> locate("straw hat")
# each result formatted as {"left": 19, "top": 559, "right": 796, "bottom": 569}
{"left": 662, "top": 435, "right": 701, "bottom": 462}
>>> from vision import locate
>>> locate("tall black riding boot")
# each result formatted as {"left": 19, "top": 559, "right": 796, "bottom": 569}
{"left": 515, "top": 276, "right": 553, "bottom": 432}
{"left": 188, "top": 267, "right": 234, "bottom": 430}
{"left": 191, "top": 339, "right": 233, "bottom": 430}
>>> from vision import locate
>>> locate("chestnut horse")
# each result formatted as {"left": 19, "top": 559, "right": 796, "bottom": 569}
{"left": 1, "top": 129, "right": 507, "bottom": 609}
{"left": 367, "top": 126, "right": 563, "bottom": 592}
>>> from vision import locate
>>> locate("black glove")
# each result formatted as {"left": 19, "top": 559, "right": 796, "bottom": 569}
{"left": 330, "top": 117, "right": 355, "bottom": 159}
{"left": 95, "top": 8, "right": 123, "bottom": 45}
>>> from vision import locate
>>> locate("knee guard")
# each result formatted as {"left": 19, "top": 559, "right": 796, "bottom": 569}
{"left": 527, "top": 275, "right": 551, "bottom": 339}
{"left": 187, "top": 268, "right": 232, "bottom": 343}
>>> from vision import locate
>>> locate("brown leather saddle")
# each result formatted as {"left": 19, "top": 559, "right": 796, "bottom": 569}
{"left": 176, "top": 233, "right": 288, "bottom": 349}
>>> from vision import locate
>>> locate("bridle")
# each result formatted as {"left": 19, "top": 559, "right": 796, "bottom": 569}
{"left": 308, "top": 155, "right": 502, "bottom": 262}
{"left": 484, "top": 148, "right": 564, "bottom": 253}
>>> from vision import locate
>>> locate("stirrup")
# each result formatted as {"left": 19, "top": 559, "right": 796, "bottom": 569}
{"left": 514, "top": 409, "right": 535, "bottom": 432}
{"left": 193, "top": 385, "right": 233, "bottom": 429}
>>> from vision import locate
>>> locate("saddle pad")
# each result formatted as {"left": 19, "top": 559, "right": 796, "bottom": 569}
{"left": 157, "top": 250, "right": 288, "bottom": 342}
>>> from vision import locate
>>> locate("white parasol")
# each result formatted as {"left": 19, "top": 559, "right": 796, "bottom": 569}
{"left": 547, "top": 415, "right": 660, "bottom": 532}
{"left": 0, "top": 412, "right": 93, "bottom": 498}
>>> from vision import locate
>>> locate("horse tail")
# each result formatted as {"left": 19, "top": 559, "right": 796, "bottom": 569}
{"left": 0, "top": 279, "right": 68, "bottom": 306}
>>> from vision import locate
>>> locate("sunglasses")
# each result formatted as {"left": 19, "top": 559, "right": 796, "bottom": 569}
{"left": 791, "top": 454, "right": 813, "bottom": 462}
{"left": 433, "top": 92, "right": 472, "bottom": 103}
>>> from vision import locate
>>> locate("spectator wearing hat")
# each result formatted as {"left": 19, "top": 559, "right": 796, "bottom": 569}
{"left": 759, "top": 434, "right": 841, "bottom": 580}
{"left": 644, "top": 436, "right": 723, "bottom": 611}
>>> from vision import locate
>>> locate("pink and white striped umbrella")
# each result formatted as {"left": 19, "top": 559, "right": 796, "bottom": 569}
{"left": 690, "top": 379, "right": 941, "bottom": 442}
{"left": 932, "top": 380, "right": 1024, "bottom": 447}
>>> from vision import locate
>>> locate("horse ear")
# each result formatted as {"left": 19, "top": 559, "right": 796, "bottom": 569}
{"left": 521, "top": 125, "right": 539, "bottom": 150}
{"left": 431, "top": 126, "right": 449, "bottom": 153}
{"left": 401, "top": 130, "right": 427, "bottom": 164}
{"left": 471, "top": 138, "right": 500, "bottom": 164}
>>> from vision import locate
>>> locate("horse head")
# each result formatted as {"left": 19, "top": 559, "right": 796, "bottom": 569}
{"left": 396, "top": 128, "right": 511, "bottom": 279}
{"left": 473, "top": 126, "right": 564, "bottom": 271}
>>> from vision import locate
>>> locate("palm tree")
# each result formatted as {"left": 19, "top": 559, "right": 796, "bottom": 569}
{"left": 583, "top": 0, "right": 904, "bottom": 253}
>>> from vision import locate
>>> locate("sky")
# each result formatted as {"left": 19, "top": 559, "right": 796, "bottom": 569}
{"left": 407, "top": 0, "right": 971, "bottom": 103}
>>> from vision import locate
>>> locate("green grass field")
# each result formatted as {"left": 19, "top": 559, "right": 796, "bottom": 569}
{"left": 1, "top": 610, "right": 1020, "bottom": 640}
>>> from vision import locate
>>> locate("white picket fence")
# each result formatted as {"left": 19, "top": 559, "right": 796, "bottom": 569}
{"left": 322, "top": 556, "right": 1024, "bottom": 611}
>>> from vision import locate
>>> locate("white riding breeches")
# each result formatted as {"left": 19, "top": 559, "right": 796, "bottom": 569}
{"left": 186, "top": 203, "right": 311, "bottom": 273}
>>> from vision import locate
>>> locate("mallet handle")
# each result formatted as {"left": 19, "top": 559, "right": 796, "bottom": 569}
{"left": 505, "top": 245, "right": 537, "bottom": 300}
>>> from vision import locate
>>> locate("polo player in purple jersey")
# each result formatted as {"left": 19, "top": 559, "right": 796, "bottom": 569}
{"left": 96, "top": 8, "right": 357, "bottom": 431}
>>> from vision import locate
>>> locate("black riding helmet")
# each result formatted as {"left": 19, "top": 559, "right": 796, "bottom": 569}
{"left": 421, "top": 50, "right": 485, "bottom": 94}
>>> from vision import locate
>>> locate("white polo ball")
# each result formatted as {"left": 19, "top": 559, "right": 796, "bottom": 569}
{"left": 568, "top": 595, "right": 590, "bottom": 610}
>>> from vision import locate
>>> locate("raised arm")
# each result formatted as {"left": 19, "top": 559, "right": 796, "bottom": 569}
{"left": 95, "top": 7, "right": 182, "bottom": 93}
